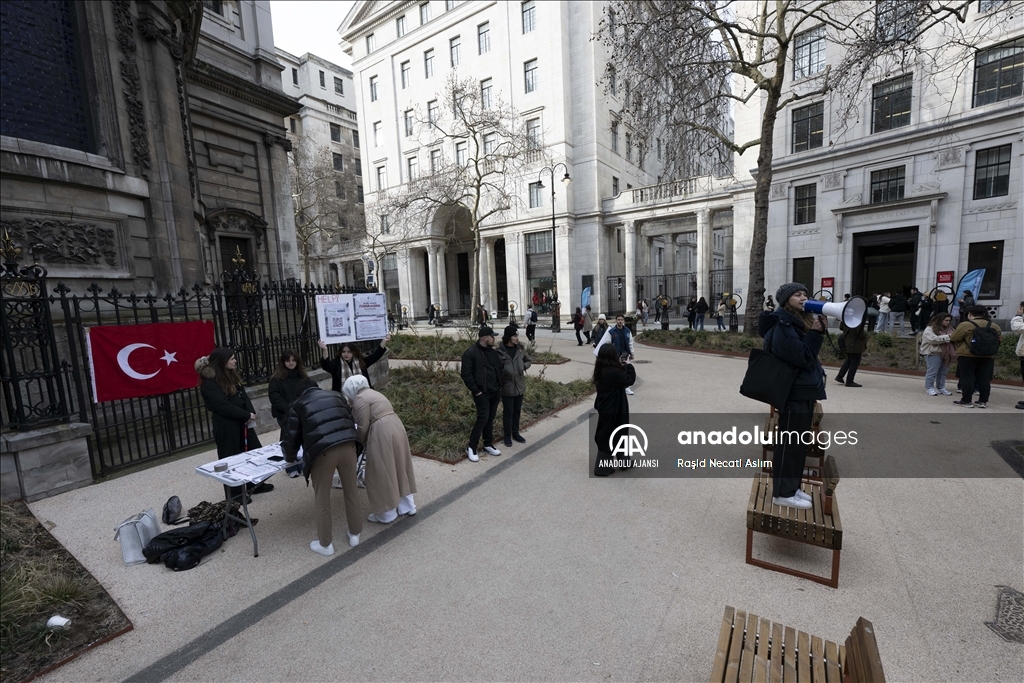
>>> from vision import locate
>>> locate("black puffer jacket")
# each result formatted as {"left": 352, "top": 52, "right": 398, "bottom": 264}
{"left": 889, "top": 293, "right": 908, "bottom": 313}
{"left": 758, "top": 309, "right": 826, "bottom": 402}
{"left": 268, "top": 369, "right": 317, "bottom": 420}
{"left": 460, "top": 342, "right": 504, "bottom": 395}
{"left": 281, "top": 387, "right": 360, "bottom": 480}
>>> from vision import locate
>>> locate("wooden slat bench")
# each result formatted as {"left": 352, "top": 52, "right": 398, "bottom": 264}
{"left": 710, "top": 606, "right": 886, "bottom": 683}
{"left": 746, "top": 455, "right": 842, "bottom": 587}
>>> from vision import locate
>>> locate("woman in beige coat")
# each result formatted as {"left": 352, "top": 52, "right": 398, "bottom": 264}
{"left": 342, "top": 375, "right": 417, "bottom": 523}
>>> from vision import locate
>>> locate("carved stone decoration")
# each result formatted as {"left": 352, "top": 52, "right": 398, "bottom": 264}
{"left": 935, "top": 146, "right": 967, "bottom": 170}
{"left": 820, "top": 172, "right": 844, "bottom": 191}
{"left": 1, "top": 219, "right": 118, "bottom": 267}
{"left": 913, "top": 182, "right": 941, "bottom": 193}
{"left": 769, "top": 183, "right": 789, "bottom": 200}
{"left": 112, "top": 0, "right": 151, "bottom": 174}
{"left": 262, "top": 132, "right": 293, "bottom": 152}
{"left": 205, "top": 208, "right": 268, "bottom": 249}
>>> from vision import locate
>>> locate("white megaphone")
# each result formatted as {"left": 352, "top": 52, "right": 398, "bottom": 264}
{"left": 804, "top": 295, "right": 867, "bottom": 328}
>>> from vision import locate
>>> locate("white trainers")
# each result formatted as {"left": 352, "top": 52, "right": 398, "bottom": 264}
{"left": 624, "top": 387, "right": 634, "bottom": 395}
{"left": 794, "top": 490, "right": 812, "bottom": 502}
{"left": 466, "top": 447, "right": 479, "bottom": 462}
{"left": 926, "top": 388, "right": 938, "bottom": 396}
{"left": 368, "top": 511, "right": 398, "bottom": 523}
{"left": 310, "top": 540, "right": 335, "bottom": 556}
{"left": 483, "top": 445, "right": 502, "bottom": 456}
{"left": 938, "top": 388, "right": 952, "bottom": 395}
{"left": 348, "top": 533, "right": 359, "bottom": 548}
{"left": 773, "top": 495, "right": 812, "bottom": 509}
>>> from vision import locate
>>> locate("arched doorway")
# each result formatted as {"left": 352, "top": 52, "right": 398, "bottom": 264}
{"left": 430, "top": 204, "right": 474, "bottom": 315}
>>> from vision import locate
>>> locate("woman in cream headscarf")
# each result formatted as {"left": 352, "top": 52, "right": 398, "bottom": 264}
{"left": 342, "top": 375, "right": 417, "bottom": 522}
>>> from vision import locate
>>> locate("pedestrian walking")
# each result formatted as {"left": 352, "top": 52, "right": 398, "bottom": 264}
{"left": 281, "top": 386, "right": 362, "bottom": 554}
{"left": 835, "top": 321, "right": 867, "bottom": 387}
{"left": 877, "top": 292, "right": 891, "bottom": 334}
{"left": 582, "top": 305, "right": 594, "bottom": 344}
{"left": 592, "top": 344, "right": 636, "bottom": 477}
{"left": 525, "top": 305, "right": 537, "bottom": 342}
{"left": 950, "top": 306, "right": 1002, "bottom": 408}
{"left": 460, "top": 326, "right": 504, "bottom": 461}
{"left": 573, "top": 307, "right": 586, "bottom": 345}
{"left": 763, "top": 295, "right": 776, "bottom": 313}
{"left": 498, "top": 325, "right": 531, "bottom": 447}
{"left": 1011, "top": 302, "right": 1024, "bottom": 410}
{"left": 695, "top": 296, "right": 709, "bottom": 330}
{"left": 716, "top": 299, "right": 727, "bottom": 331}
{"left": 908, "top": 287, "right": 923, "bottom": 333}
{"left": 343, "top": 375, "right": 417, "bottom": 524}
{"left": 758, "top": 283, "right": 827, "bottom": 509}
{"left": 921, "top": 313, "right": 956, "bottom": 396}
{"left": 318, "top": 335, "right": 390, "bottom": 393}
{"left": 427, "top": 303, "right": 435, "bottom": 324}
{"left": 268, "top": 350, "right": 317, "bottom": 477}
{"left": 591, "top": 313, "right": 609, "bottom": 348}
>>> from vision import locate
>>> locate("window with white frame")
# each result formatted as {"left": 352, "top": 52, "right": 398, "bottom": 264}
{"left": 401, "top": 61, "right": 410, "bottom": 89}
{"left": 319, "top": 70, "right": 325, "bottom": 87}
{"left": 450, "top": 36, "right": 461, "bottom": 67}
{"left": 430, "top": 148, "right": 441, "bottom": 173}
{"left": 419, "top": 2, "right": 430, "bottom": 24}
{"left": 529, "top": 181, "right": 543, "bottom": 208}
{"left": 428, "top": 99, "right": 439, "bottom": 124}
{"left": 524, "top": 59, "right": 537, "bottom": 93}
{"left": 872, "top": 74, "right": 912, "bottom": 133}
{"left": 407, "top": 156, "right": 418, "bottom": 181}
{"left": 478, "top": 22, "right": 490, "bottom": 54}
{"left": 376, "top": 165, "right": 387, "bottom": 191}
{"left": 396, "top": 15, "right": 406, "bottom": 37}
{"left": 870, "top": 166, "right": 905, "bottom": 203}
{"left": 611, "top": 122, "right": 619, "bottom": 153}
{"left": 424, "top": 49, "right": 434, "bottom": 78}
{"left": 366, "top": 34, "right": 376, "bottom": 53}
{"left": 793, "top": 26, "right": 825, "bottom": 79}
{"left": 480, "top": 78, "right": 493, "bottom": 109}
{"left": 522, "top": 1, "right": 536, "bottom": 34}
{"left": 875, "top": 0, "right": 918, "bottom": 42}
{"left": 369, "top": 75, "right": 378, "bottom": 102}
{"left": 455, "top": 140, "right": 467, "bottom": 166}
{"left": 373, "top": 121, "right": 382, "bottom": 147}
{"left": 526, "top": 117, "right": 541, "bottom": 148}
{"left": 792, "top": 102, "right": 823, "bottom": 152}
{"left": 404, "top": 110, "right": 414, "bottom": 137}
{"left": 334, "top": 77, "right": 344, "bottom": 95}
{"left": 973, "top": 144, "right": 1011, "bottom": 199}
{"left": 483, "top": 131, "right": 496, "bottom": 155}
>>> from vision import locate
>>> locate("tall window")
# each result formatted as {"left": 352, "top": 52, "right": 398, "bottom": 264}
{"left": 872, "top": 74, "right": 912, "bottom": 132}
{"left": 319, "top": 70, "right": 325, "bottom": 87}
{"left": 291, "top": 68, "right": 298, "bottom": 85}
{"left": 522, "top": 1, "right": 536, "bottom": 34}
{"left": 478, "top": 22, "right": 491, "bottom": 54}
{"left": 870, "top": 166, "right": 905, "bottom": 203}
{"left": 369, "top": 75, "right": 378, "bottom": 102}
{"left": 875, "top": 0, "right": 918, "bottom": 42}
{"left": 366, "top": 34, "right": 376, "bottom": 53}
{"left": 526, "top": 118, "right": 541, "bottom": 148}
{"left": 483, "top": 132, "right": 496, "bottom": 155}
{"left": 794, "top": 26, "right": 826, "bottom": 79}
{"left": 330, "top": 123, "right": 341, "bottom": 142}
{"left": 611, "top": 122, "right": 619, "bottom": 153}
{"left": 401, "top": 61, "right": 410, "bottom": 89}
{"left": 430, "top": 149, "right": 442, "bottom": 173}
{"left": 373, "top": 121, "right": 383, "bottom": 147}
{"left": 524, "top": 59, "right": 538, "bottom": 93}
{"left": 455, "top": 141, "right": 467, "bottom": 166}
{"left": 419, "top": 2, "right": 430, "bottom": 24}
{"left": 353, "top": 130, "right": 360, "bottom": 148}
{"left": 333, "top": 153, "right": 344, "bottom": 171}
{"left": 612, "top": 176, "right": 619, "bottom": 195}
{"left": 396, "top": 15, "right": 406, "bottom": 37}
{"left": 657, "top": 139, "right": 662, "bottom": 160}
{"left": 290, "top": 118, "right": 296, "bottom": 133}
{"left": 967, "top": 240, "right": 1004, "bottom": 298}
{"left": 794, "top": 184, "right": 816, "bottom": 224}
{"left": 792, "top": 102, "right": 823, "bottom": 152}
{"left": 609, "top": 66, "right": 617, "bottom": 95}
{"left": 973, "top": 37, "right": 1024, "bottom": 107}
{"left": 979, "top": 0, "right": 1008, "bottom": 10}
{"left": 625, "top": 133, "right": 632, "bottom": 162}
{"left": 404, "top": 110, "right": 414, "bottom": 137}
{"left": 376, "top": 165, "right": 387, "bottom": 191}
{"left": 450, "top": 36, "right": 461, "bottom": 67}
{"left": 407, "top": 156, "right": 418, "bottom": 181}
{"left": 334, "top": 76, "right": 344, "bottom": 95}
{"left": 424, "top": 49, "right": 435, "bottom": 78}
{"left": 428, "top": 100, "right": 439, "bottom": 124}
{"left": 973, "top": 144, "right": 1011, "bottom": 199}
{"left": 380, "top": 215, "right": 390, "bottom": 234}
{"left": 529, "top": 181, "right": 543, "bottom": 208}
{"left": 354, "top": 158, "right": 362, "bottom": 176}
{"left": 793, "top": 257, "right": 814, "bottom": 292}
{"left": 357, "top": 186, "right": 364, "bottom": 203}
{"left": 480, "top": 78, "right": 493, "bottom": 109}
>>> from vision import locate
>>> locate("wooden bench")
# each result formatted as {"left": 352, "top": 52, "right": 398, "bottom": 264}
{"left": 710, "top": 606, "right": 886, "bottom": 683}
{"left": 746, "top": 455, "right": 842, "bottom": 587}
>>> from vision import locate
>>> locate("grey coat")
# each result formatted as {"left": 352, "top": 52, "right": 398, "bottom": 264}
{"left": 498, "top": 343, "right": 532, "bottom": 396}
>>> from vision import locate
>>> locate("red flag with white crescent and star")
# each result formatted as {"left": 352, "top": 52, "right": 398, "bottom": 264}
{"left": 85, "top": 321, "right": 215, "bottom": 402}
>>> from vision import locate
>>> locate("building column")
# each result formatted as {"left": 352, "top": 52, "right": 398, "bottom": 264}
{"left": 436, "top": 245, "right": 449, "bottom": 314}
{"left": 479, "top": 238, "right": 492, "bottom": 310}
{"left": 487, "top": 238, "right": 499, "bottom": 315}
{"left": 624, "top": 221, "right": 637, "bottom": 311}
{"left": 666, "top": 234, "right": 677, "bottom": 275}
{"left": 697, "top": 210, "right": 712, "bottom": 300}
{"left": 427, "top": 245, "right": 440, "bottom": 310}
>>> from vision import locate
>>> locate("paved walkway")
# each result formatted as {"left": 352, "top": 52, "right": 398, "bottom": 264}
{"left": 30, "top": 332, "right": 1023, "bottom": 682}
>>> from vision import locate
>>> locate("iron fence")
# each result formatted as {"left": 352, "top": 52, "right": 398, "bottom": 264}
{"left": 604, "top": 273, "right": 700, "bottom": 316}
{"left": 1, "top": 262, "right": 376, "bottom": 477}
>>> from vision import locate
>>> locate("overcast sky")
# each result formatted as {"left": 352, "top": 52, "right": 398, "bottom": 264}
{"left": 270, "top": 1, "right": 355, "bottom": 69}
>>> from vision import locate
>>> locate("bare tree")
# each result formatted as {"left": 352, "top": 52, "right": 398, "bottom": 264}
{"left": 288, "top": 135, "right": 364, "bottom": 283}
{"left": 598, "top": 0, "right": 996, "bottom": 334}
{"left": 378, "top": 73, "right": 543, "bottom": 316}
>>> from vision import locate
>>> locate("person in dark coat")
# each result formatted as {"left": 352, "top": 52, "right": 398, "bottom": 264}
{"left": 907, "top": 287, "right": 923, "bottom": 332}
{"left": 196, "top": 348, "right": 268, "bottom": 500}
{"left": 281, "top": 386, "right": 362, "bottom": 555}
{"left": 957, "top": 290, "right": 975, "bottom": 323}
{"left": 498, "top": 325, "right": 532, "bottom": 447}
{"left": 835, "top": 321, "right": 868, "bottom": 387}
{"left": 318, "top": 336, "right": 389, "bottom": 393}
{"left": 758, "top": 283, "right": 827, "bottom": 509}
{"left": 918, "top": 293, "right": 934, "bottom": 331}
{"left": 460, "top": 326, "right": 505, "bottom": 462}
{"left": 686, "top": 297, "right": 697, "bottom": 328}
{"left": 694, "top": 296, "right": 709, "bottom": 330}
{"left": 592, "top": 344, "right": 636, "bottom": 477}
{"left": 268, "top": 350, "right": 317, "bottom": 477}
{"left": 573, "top": 307, "right": 586, "bottom": 345}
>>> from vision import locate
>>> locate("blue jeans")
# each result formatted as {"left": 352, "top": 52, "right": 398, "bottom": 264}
{"left": 924, "top": 355, "right": 948, "bottom": 390}
{"left": 716, "top": 316, "right": 725, "bottom": 330}
{"left": 876, "top": 312, "right": 889, "bottom": 333}
{"left": 695, "top": 313, "right": 705, "bottom": 330}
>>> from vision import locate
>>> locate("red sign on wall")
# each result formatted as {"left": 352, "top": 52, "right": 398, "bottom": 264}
{"left": 821, "top": 277, "right": 835, "bottom": 288}
{"left": 936, "top": 271, "right": 954, "bottom": 285}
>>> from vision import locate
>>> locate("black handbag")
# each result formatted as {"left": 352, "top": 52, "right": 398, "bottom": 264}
{"left": 739, "top": 347, "right": 799, "bottom": 411}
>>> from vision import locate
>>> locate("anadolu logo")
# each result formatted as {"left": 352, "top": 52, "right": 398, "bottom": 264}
{"left": 609, "top": 424, "right": 648, "bottom": 459}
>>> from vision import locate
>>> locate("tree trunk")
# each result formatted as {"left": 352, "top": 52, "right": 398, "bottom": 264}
{"left": 470, "top": 223, "right": 481, "bottom": 323}
{"left": 743, "top": 83, "right": 782, "bottom": 336}
{"left": 302, "top": 239, "right": 311, "bottom": 283}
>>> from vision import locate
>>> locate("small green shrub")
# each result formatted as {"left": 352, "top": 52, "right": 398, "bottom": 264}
{"left": 874, "top": 333, "right": 895, "bottom": 348}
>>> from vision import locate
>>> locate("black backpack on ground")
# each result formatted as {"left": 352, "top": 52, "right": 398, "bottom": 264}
{"left": 967, "top": 321, "right": 1000, "bottom": 357}
{"left": 143, "top": 521, "right": 224, "bottom": 571}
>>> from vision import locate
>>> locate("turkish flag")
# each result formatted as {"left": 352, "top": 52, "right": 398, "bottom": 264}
{"left": 86, "top": 321, "right": 215, "bottom": 402}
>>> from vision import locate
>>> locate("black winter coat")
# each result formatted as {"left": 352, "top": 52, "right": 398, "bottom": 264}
{"left": 889, "top": 294, "right": 908, "bottom": 313}
{"left": 594, "top": 364, "right": 636, "bottom": 454}
{"left": 460, "top": 342, "right": 504, "bottom": 395}
{"left": 758, "top": 309, "right": 827, "bottom": 402}
{"left": 321, "top": 345, "right": 386, "bottom": 392}
{"left": 268, "top": 369, "right": 317, "bottom": 420}
{"left": 199, "top": 372, "right": 261, "bottom": 459}
{"left": 281, "top": 387, "right": 360, "bottom": 480}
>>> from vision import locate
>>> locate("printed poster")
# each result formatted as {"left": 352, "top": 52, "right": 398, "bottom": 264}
{"left": 316, "top": 292, "right": 389, "bottom": 343}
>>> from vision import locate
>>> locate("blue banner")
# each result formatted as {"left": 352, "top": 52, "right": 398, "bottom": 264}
{"left": 581, "top": 286, "right": 591, "bottom": 309}
{"left": 951, "top": 268, "right": 985, "bottom": 318}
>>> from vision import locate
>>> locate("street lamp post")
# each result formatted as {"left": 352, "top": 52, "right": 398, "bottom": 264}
{"left": 538, "top": 163, "right": 571, "bottom": 332}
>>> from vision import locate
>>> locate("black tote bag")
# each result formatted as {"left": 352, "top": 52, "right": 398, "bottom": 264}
{"left": 739, "top": 348, "right": 799, "bottom": 411}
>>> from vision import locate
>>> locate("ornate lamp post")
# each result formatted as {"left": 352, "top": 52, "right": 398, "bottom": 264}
{"left": 537, "top": 163, "right": 571, "bottom": 332}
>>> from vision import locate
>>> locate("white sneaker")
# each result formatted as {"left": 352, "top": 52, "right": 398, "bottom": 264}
{"left": 483, "top": 445, "right": 502, "bottom": 456}
{"left": 794, "top": 490, "right": 812, "bottom": 502}
{"left": 625, "top": 387, "right": 634, "bottom": 395}
{"left": 466, "top": 447, "right": 479, "bottom": 462}
{"left": 926, "top": 388, "right": 938, "bottom": 396}
{"left": 773, "top": 495, "right": 812, "bottom": 510}
{"left": 938, "top": 388, "right": 952, "bottom": 395}
{"left": 368, "top": 511, "right": 397, "bottom": 524}
{"left": 310, "top": 540, "right": 335, "bottom": 556}
{"left": 348, "top": 533, "right": 359, "bottom": 548}
{"left": 332, "top": 473, "right": 343, "bottom": 489}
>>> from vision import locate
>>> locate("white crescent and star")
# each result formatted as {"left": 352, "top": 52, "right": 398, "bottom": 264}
{"left": 116, "top": 344, "right": 179, "bottom": 380}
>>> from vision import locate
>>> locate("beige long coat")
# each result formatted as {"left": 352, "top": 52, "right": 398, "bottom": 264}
{"left": 351, "top": 389, "right": 417, "bottom": 515}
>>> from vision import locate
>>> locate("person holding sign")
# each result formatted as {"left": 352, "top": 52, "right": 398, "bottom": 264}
{"left": 318, "top": 335, "right": 390, "bottom": 393}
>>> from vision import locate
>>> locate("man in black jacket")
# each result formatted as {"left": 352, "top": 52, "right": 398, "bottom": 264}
{"left": 282, "top": 386, "right": 362, "bottom": 555}
{"left": 460, "top": 326, "right": 504, "bottom": 462}
{"left": 907, "top": 287, "right": 923, "bottom": 332}
{"left": 889, "top": 290, "right": 908, "bottom": 336}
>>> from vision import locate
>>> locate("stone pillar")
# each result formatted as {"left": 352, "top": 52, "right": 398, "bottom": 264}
{"left": 697, "top": 210, "right": 712, "bottom": 300}
{"left": 479, "top": 238, "right": 491, "bottom": 310}
{"left": 666, "top": 234, "right": 677, "bottom": 275}
{"left": 427, "top": 245, "right": 440, "bottom": 310}
{"left": 1, "top": 423, "right": 93, "bottom": 502}
{"left": 436, "top": 245, "right": 449, "bottom": 313}
{"left": 624, "top": 221, "right": 637, "bottom": 311}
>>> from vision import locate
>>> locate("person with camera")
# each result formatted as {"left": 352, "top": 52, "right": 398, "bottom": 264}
{"left": 592, "top": 344, "right": 636, "bottom": 477}
{"left": 758, "top": 283, "right": 827, "bottom": 509}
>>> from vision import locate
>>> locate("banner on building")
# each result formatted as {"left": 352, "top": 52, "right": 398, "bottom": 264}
{"left": 951, "top": 269, "right": 985, "bottom": 319}
{"left": 316, "top": 293, "right": 387, "bottom": 344}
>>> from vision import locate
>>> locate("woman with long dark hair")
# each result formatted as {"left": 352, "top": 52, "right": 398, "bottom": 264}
{"left": 269, "top": 350, "right": 317, "bottom": 477}
{"left": 318, "top": 335, "right": 390, "bottom": 393}
{"left": 592, "top": 344, "right": 636, "bottom": 477}
{"left": 197, "top": 347, "right": 269, "bottom": 497}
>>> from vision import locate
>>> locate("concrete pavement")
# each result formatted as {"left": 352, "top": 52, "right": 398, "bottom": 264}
{"left": 29, "top": 331, "right": 1024, "bottom": 682}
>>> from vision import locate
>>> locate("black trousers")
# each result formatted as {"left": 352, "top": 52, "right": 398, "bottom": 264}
{"left": 837, "top": 353, "right": 861, "bottom": 383}
{"left": 958, "top": 356, "right": 994, "bottom": 403}
{"left": 470, "top": 391, "right": 501, "bottom": 449}
{"left": 772, "top": 399, "right": 815, "bottom": 498}
{"left": 501, "top": 394, "right": 523, "bottom": 439}
{"left": 575, "top": 328, "right": 584, "bottom": 344}
{"left": 525, "top": 324, "right": 536, "bottom": 342}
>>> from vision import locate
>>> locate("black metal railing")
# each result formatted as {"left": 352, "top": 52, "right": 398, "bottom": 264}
{"left": 710, "top": 268, "right": 734, "bottom": 305}
{"left": 604, "top": 273, "right": 700, "bottom": 316}
{"left": 1, "top": 263, "right": 376, "bottom": 477}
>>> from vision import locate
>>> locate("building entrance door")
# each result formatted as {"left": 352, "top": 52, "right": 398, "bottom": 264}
{"left": 852, "top": 227, "right": 917, "bottom": 298}
{"left": 456, "top": 252, "right": 471, "bottom": 315}
{"left": 494, "top": 238, "right": 508, "bottom": 316}
{"left": 219, "top": 236, "right": 254, "bottom": 276}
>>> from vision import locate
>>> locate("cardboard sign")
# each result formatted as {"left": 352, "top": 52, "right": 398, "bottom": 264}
{"left": 316, "top": 293, "right": 387, "bottom": 343}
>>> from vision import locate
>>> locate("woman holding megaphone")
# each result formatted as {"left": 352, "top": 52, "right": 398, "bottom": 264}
{"left": 758, "top": 283, "right": 827, "bottom": 510}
